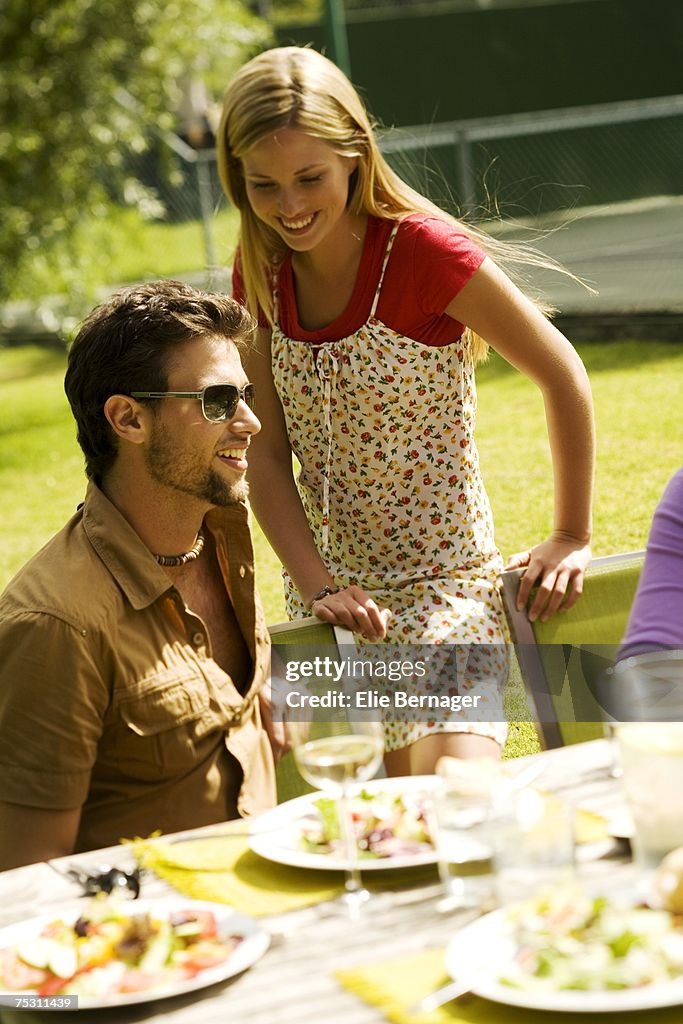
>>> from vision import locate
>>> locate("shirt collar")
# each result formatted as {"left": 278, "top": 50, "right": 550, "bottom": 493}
{"left": 81, "top": 481, "right": 251, "bottom": 611}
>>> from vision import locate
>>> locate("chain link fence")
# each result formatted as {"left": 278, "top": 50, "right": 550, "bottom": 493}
{"left": 4, "top": 92, "right": 680, "bottom": 342}
{"left": 140, "top": 93, "right": 683, "bottom": 271}
{"left": 272, "top": 0, "right": 609, "bottom": 15}
{"left": 379, "top": 94, "right": 683, "bottom": 219}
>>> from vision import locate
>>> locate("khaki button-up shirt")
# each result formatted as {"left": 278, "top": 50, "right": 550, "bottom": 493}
{"left": 0, "top": 482, "right": 275, "bottom": 852}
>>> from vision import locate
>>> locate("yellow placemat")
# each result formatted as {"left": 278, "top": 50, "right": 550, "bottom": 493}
{"left": 132, "top": 832, "right": 438, "bottom": 917}
{"left": 336, "top": 947, "right": 683, "bottom": 1024}
{"left": 575, "top": 807, "right": 610, "bottom": 845}
{"left": 132, "top": 833, "right": 342, "bottom": 916}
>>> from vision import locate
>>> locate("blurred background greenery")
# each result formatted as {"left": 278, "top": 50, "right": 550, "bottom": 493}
{"left": 3, "top": 0, "right": 681, "bottom": 326}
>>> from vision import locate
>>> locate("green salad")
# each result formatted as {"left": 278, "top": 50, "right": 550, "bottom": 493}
{"left": 501, "top": 887, "right": 683, "bottom": 992}
{"left": 300, "top": 789, "right": 433, "bottom": 859}
{"left": 0, "top": 897, "right": 240, "bottom": 999}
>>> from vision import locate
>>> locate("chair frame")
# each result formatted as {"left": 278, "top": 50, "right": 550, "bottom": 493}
{"left": 268, "top": 616, "right": 357, "bottom": 802}
{"left": 500, "top": 550, "right": 644, "bottom": 747}
{"left": 268, "top": 615, "right": 356, "bottom": 648}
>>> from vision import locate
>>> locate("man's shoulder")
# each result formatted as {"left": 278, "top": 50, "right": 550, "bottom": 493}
{"left": 0, "top": 511, "right": 122, "bottom": 633}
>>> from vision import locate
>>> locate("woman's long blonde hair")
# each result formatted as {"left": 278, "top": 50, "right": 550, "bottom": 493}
{"left": 218, "top": 46, "right": 557, "bottom": 363}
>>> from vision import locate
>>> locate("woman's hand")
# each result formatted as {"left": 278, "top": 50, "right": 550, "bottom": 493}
{"left": 310, "top": 585, "right": 392, "bottom": 640}
{"left": 506, "top": 538, "right": 592, "bottom": 622}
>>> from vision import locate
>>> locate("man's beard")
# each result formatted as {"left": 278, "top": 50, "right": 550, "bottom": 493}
{"left": 145, "top": 421, "right": 249, "bottom": 506}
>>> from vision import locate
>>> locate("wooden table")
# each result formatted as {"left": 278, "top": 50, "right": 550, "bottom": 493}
{"left": 0, "top": 740, "right": 636, "bottom": 1024}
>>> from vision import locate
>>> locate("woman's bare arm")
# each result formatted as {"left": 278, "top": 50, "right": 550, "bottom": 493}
{"left": 447, "top": 258, "right": 595, "bottom": 622}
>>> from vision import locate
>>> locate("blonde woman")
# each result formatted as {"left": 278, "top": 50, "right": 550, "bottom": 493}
{"left": 217, "top": 46, "right": 594, "bottom": 773}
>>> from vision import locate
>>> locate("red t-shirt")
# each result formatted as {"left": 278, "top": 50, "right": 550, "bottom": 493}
{"left": 232, "top": 214, "right": 487, "bottom": 347}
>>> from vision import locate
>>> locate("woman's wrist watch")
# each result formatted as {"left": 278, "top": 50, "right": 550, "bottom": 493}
{"left": 306, "top": 584, "right": 340, "bottom": 610}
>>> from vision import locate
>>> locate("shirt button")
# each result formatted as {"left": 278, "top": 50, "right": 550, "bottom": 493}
{"left": 239, "top": 565, "right": 246, "bottom": 578}
{"left": 191, "top": 631, "right": 205, "bottom": 647}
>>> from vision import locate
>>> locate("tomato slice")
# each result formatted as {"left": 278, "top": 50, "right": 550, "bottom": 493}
{"left": 0, "top": 950, "right": 50, "bottom": 991}
{"left": 171, "top": 910, "right": 218, "bottom": 941}
{"left": 118, "top": 968, "right": 171, "bottom": 993}
{"left": 38, "top": 973, "right": 71, "bottom": 997}
{"left": 179, "top": 946, "right": 233, "bottom": 978}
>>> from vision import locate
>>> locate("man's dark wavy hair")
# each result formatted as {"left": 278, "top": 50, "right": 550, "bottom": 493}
{"left": 64, "top": 280, "right": 254, "bottom": 481}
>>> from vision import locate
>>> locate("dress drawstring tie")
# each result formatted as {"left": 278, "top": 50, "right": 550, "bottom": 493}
{"left": 315, "top": 345, "right": 339, "bottom": 554}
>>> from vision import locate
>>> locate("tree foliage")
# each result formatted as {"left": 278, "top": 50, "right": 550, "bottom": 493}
{"left": 0, "top": 0, "right": 268, "bottom": 304}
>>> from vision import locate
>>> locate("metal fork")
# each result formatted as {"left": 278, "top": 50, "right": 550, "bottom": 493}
{"left": 409, "top": 974, "right": 479, "bottom": 1015}
{"left": 47, "top": 861, "right": 143, "bottom": 898}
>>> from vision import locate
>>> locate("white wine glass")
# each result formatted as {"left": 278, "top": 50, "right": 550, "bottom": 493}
{"left": 287, "top": 708, "right": 384, "bottom": 916}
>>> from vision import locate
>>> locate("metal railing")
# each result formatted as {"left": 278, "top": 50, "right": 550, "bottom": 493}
{"left": 149, "top": 92, "right": 683, "bottom": 268}
{"left": 378, "top": 93, "right": 683, "bottom": 215}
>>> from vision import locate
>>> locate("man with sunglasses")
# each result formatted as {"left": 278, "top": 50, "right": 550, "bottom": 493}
{"left": 0, "top": 280, "right": 277, "bottom": 868}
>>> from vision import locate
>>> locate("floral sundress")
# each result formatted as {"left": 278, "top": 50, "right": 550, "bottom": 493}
{"left": 271, "top": 223, "right": 508, "bottom": 750}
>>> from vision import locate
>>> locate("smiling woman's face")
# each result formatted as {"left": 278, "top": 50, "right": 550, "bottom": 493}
{"left": 241, "top": 127, "right": 358, "bottom": 256}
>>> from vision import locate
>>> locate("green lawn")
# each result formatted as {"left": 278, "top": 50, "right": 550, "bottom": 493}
{"left": 9, "top": 207, "right": 241, "bottom": 302}
{"left": 477, "top": 341, "right": 683, "bottom": 559}
{"left": 2, "top": 340, "right": 682, "bottom": 758}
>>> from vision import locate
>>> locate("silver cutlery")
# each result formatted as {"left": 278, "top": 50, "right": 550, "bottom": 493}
{"left": 410, "top": 975, "right": 478, "bottom": 1015}
{"left": 47, "top": 860, "right": 142, "bottom": 898}
{"left": 502, "top": 758, "right": 546, "bottom": 795}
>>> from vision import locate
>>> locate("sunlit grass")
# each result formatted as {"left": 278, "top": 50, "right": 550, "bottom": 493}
{"left": 9, "top": 207, "right": 241, "bottom": 301}
{"left": 476, "top": 340, "right": 683, "bottom": 561}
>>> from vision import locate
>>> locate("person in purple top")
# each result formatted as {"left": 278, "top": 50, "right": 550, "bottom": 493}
{"left": 619, "top": 467, "right": 683, "bottom": 659}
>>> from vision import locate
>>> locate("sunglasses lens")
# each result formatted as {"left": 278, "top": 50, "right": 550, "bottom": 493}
{"left": 203, "top": 385, "right": 239, "bottom": 421}
{"left": 202, "top": 384, "right": 255, "bottom": 421}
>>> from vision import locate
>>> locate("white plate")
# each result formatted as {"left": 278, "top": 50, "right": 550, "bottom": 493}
{"left": 0, "top": 897, "right": 270, "bottom": 1009}
{"left": 446, "top": 907, "right": 683, "bottom": 1013}
{"left": 249, "top": 775, "right": 438, "bottom": 871}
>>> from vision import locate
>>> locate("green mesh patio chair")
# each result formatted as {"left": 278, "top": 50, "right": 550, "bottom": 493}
{"left": 500, "top": 551, "right": 644, "bottom": 747}
{"left": 268, "top": 616, "right": 356, "bottom": 802}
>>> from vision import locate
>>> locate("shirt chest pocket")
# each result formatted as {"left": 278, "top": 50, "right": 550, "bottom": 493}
{"left": 113, "top": 674, "right": 220, "bottom": 783}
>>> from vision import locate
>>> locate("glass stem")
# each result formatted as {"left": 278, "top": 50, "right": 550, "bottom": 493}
{"left": 338, "top": 784, "right": 363, "bottom": 898}
{"left": 604, "top": 723, "right": 623, "bottom": 778}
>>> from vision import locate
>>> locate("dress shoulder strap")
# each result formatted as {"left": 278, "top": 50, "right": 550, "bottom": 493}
{"left": 370, "top": 221, "right": 401, "bottom": 318}
{"left": 270, "top": 259, "right": 282, "bottom": 327}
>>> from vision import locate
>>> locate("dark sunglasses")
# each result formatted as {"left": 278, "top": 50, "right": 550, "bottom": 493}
{"left": 131, "top": 383, "right": 255, "bottom": 422}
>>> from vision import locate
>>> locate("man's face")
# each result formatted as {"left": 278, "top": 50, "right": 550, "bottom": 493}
{"left": 144, "top": 336, "right": 260, "bottom": 508}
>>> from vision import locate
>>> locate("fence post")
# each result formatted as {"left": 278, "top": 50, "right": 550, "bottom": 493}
{"left": 323, "top": 0, "right": 352, "bottom": 76}
{"left": 195, "top": 152, "right": 217, "bottom": 272}
{"left": 454, "top": 129, "right": 476, "bottom": 217}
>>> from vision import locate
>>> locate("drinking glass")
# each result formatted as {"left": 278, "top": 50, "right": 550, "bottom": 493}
{"left": 616, "top": 723, "right": 683, "bottom": 872}
{"left": 286, "top": 707, "right": 384, "bottom": 915}
{"left": 603, "top": 722, "right": 623, "bottom": 778}
{"left": 432, "top": 758, "right": 548, "bottom": 911}
{"left": 493, "top": 790, "right": 575, "bottom": 906}
{"left": 433, "top": 781, "right": 497, "bottom": 911}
